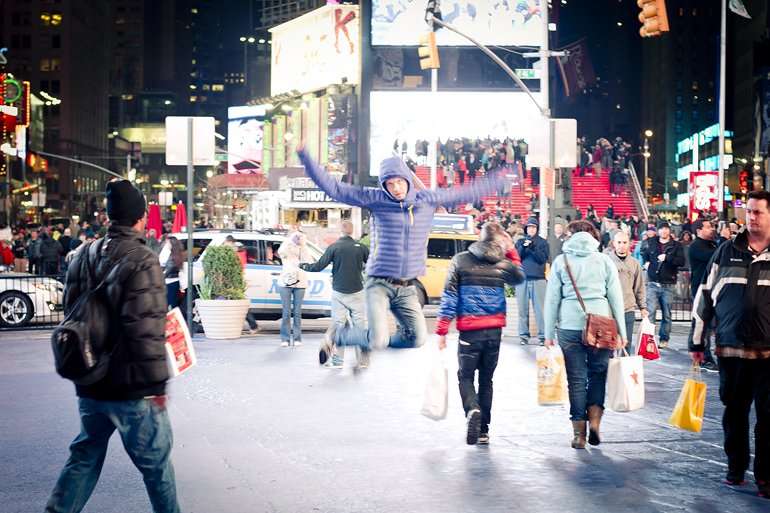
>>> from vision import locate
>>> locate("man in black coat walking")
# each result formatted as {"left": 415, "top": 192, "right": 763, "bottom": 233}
{"left": 688, "top": 218, "right": 718, "bottom": 370}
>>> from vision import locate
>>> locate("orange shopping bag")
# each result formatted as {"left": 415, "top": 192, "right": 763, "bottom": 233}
{"left": 669, "top": 365, "right": 707, "bottom": 432}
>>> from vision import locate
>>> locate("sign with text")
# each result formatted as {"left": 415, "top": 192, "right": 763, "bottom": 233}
{"left": 290, "top": 188, "right": 335, "bottom": 203}
{"left": 689, "top": 171, "right": 720, "bottom": 218}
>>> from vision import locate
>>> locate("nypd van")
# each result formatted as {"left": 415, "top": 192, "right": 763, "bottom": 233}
{"left": 169, "top": 230, "right": 332, "bottom": 319}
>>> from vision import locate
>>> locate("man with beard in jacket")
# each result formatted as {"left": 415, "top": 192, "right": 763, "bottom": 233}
{"left": 297, "top": 147, "right": 506, "bottom": 367}
{"left": 689, "top": 191, "right": 770, "bottom": 499}
{"left": 435, "top": 222, "right": 524, "bottom": 445}
{"left": 45, "top": 180, "right": 180, "bottom": 513}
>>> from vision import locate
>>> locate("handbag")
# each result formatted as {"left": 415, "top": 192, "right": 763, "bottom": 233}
{"left": 606, "top": 348, "right": 645, "bottom": 412}
{"left": 563, "top": 255, "right": 621, "bottom": 350}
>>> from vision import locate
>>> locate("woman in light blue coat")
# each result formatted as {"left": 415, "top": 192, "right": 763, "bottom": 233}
{"left": 544, "top": 220, "right": 628, "bottom": 450}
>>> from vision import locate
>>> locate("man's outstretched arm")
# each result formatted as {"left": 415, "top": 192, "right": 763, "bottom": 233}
{"left": 417, "top": 168, "right": 507, "bottom": 208}
{"left": 297, "top": 149, "right": 379, "bottom": 208}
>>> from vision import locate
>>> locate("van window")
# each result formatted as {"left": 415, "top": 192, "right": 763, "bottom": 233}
{"left": 264, "top": 240, "right": 283, "bottom": 265}
{"left": 427, "top": 238, "right": 456, "bottom": 259}
{"left": 191, "top": 238, "right": 212, "bottom": 260}
{"left": 457, "top": 239, "right": 475, "bottom": 252}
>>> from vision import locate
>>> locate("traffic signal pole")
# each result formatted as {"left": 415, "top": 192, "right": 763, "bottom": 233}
{"left": 718, "top": 0, "right": 727, "bottom": 214}
{"left": 428, "top": 8, "right": 561, "bottom": 237}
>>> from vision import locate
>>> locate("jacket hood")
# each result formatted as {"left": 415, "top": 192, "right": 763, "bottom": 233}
{"left": 562, "top": 232, "right": 600, "bottom": 256}
{"left": 378, "top": 157, "right": 415, "bottom": 201}
{"left": 468, "top": 241, "right": 505, "bottom": 263}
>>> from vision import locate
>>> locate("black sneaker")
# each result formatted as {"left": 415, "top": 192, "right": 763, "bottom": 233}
{"left": 539, "top": 339, "right": 545, "bottom": 346}
{"left": 466, "top": 409, "right": 481, "bottom": 445}
{"left": 724, "top": 471, "right": 746, "bottom": 486}
{"left": 520, "top": 337, "right": 529, "bottom": 346}
{"left": 478, "top": 432, "right": 489, "bottom": 445}
{"left": 702, "top": 360, "right": 719, "bottom": 373}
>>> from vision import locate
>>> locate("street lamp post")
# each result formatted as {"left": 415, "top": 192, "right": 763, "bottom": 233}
{"left": 643, "top": 129, "right": 653, "bottom": 199}
{"left": 239, "top": 36, "right": 256, "bottom": 93}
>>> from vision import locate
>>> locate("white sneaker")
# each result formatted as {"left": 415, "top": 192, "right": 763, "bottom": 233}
{"left": 280, "top": 341, "right": 289, "bottom": 347}
{"left": 293, "top": 341, "right": 303, "bottom": 347}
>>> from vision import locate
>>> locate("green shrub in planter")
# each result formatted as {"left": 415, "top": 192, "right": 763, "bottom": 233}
{"left": 199, "top": 245, "right": 247, "bottom": 300}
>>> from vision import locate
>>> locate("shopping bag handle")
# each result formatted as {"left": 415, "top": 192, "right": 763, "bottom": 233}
{"left": 689, "top": 362, "right": 703, "bottom": 381}
{"left": 614, "top": 347, "right": 631, "bottom": 358}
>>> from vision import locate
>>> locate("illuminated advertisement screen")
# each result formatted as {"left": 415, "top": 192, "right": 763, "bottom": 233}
{"left": 369, "top": 90, "right": 542, "bottom": 176}
{"left": 227, "top": 105, "right": 266, "bottom": 174}
{"left": 371, "top": 0, "right": 543, "bottom": 47}
{"left": 689, "top": 171, "right": 720, "bottom": 218}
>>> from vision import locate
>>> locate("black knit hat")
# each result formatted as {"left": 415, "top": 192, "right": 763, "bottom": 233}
{"left": 525, "top": 216, "right": 539, "bottom": 228}
{"left": 106, "top": 180, "right": 146, "bottom": 226}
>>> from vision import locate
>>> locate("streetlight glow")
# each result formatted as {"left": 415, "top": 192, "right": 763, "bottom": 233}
{"left": 644, "top": 129, "right": 654, "bottom": 138}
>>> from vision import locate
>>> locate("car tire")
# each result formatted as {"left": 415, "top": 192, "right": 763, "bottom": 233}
{"left": 0, "top": 291, "right": 35, "bottom": 328}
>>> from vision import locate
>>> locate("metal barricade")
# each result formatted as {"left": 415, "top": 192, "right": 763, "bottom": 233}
{"left": 0, "top": 273, "right": 65, "bottom": 330}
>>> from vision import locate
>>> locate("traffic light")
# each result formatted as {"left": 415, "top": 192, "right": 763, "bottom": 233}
{"left": 638, "top": 0, "right": 670, "bottom": 38}
{"left": 645, "top": 176, "right": 653, "bottom": 190}
{"left": 418, "top": 32, "right": 440, "bottom": 70}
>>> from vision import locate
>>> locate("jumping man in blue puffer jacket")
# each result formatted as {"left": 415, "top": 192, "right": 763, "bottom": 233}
{"left": 297, "top": 147, "right": 507, "bottom": 368}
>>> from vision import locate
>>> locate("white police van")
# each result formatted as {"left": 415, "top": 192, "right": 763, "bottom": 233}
{"left": 170, "top": 230, "right": 332, "bottom": 319}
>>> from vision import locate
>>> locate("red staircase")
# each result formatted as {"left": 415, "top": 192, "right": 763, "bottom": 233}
{"left": 412, "top": 166, "right": 640, "bottom": 219}
{"left": 571, "top": 171, "right": 638, "bottom": 218}
{"left": 414, "top": 166, "right": 540, "bottom": 218}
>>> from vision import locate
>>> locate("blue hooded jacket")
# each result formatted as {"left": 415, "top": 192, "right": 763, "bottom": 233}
{"left": 298, "top": 149, "right": 504, "bottom": 279}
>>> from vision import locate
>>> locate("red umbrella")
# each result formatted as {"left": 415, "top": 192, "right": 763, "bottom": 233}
{"left": 172, "top": 201, "right": 188, "bottom": 234}
{"left": 146, "top": 203, "right": 163, "bottom": 239}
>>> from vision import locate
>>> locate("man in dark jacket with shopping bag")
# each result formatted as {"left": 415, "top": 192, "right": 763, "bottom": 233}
{"left": 689, "top": 190, "right": 770, "bottom": 499}
{"left": 514, "top": 217, "right": 549, "bottom": 345}
{"left": 688, "top": 218, "right": 718, "bottom": 371}
{"left": 45, "top": 180, "right": 180, "bottom": 512}
{"left": 436, "top": 222, "right": 524, "bottom": 445}
{"left": 298, "top": 147, "right": 506, "bottom": 365}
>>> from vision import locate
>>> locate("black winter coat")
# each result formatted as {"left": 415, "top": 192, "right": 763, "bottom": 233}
{"left": 64, "top": 225, "right": 169, "bottom": 400}
{"left": 39, "top": 236, "right": 62, "bottom": 262}
{"left": 687, "top": 237, "right": 717, "bottom": 299}
{"left": 641, "top": 236, "right": 685, "bottom": 284}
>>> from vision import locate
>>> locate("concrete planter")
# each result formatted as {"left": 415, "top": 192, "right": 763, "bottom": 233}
{"left": 196, "top": 299, "right": 250, "bottom": 339}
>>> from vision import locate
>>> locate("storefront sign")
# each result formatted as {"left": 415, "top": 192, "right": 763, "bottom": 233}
{"left": 291, "top": 188, "right": 335, "bottom": 203}
{"left": 270, "top": 5, "right": 360, "bottom": 96}
{"left": 689, "top": 171, "right": 720, "bottom": 217}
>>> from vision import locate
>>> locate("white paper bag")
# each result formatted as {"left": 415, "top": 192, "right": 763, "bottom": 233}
{"left": 607, "top": 351, "right": 645, "bottom": 412}
{"left": 420, "top": 351, "right": 448, "bottom": 421}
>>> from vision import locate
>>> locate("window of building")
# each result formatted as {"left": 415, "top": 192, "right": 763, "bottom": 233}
{"left": 51, "top": 80, "right": 60, "bottom": 94}
{"left": 692, "top": 81, "right": 699, "bottom": 91}
{"left": 201, "top": 84, "right": 210, "bottom": 91}
{"left": 675, "top": 95, "right": 683, "bottom": 105}
{"left": 11, "top": 34, "right": 20, "bottom": 49}
{"left": 40, "top": 58, "right": 51, "bottom": 71}
{"left": 40, "top": 80, "right": 50, "bottom": 91}
{"left": 23, "top": 34, "right": 31, "bottom": 48}
{"left": 675, "top": 110, "right": 683, "bottom": 120}
{"left": 190, "top": 96, "right": 197, "bottom": 102}
{"left": 212, "top": 84, "right": 224, "bottom": 92}
{"left": 51, "top": 34, "right": 60, "bottom": 48}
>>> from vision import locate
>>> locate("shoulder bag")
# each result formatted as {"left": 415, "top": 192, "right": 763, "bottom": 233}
{"left": 563, "top": 255, "right": 621, "bottom": 350}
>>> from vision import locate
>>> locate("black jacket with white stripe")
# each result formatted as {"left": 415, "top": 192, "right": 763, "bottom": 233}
{"left": 689, "top": 230, "right": 770, "bottom": 352}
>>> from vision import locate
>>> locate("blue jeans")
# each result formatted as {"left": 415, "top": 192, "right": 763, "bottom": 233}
{"left": 45, "top": 397, "right": 179, "bottom": 513}
{"left": 334, "top": 278, "right": 427, "bottom": 350}
{"left": 166, "top": 281, "right": 180, "bottom": 310}
{"left": 279, "top": 286, "right": 305, "bottom": 343}
{"left": 646, "top": 282, "right": 674, "bottom": 342}
{"left": 515, "top": 279, "right": 546, "bottom": 341}
{"left": 558, "top": 329, "right": 612, "bottom": 422}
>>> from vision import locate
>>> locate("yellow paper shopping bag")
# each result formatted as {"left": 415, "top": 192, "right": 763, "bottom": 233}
{"left": 537, "top": 346, "right": 567, "bottom": 405}
{"left": 669, "top": 365, "right": 707, "bottom": 432}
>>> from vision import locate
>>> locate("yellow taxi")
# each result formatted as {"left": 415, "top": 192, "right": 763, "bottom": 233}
{"left": 418, "top": 214, "right": 478, "bottom": 304}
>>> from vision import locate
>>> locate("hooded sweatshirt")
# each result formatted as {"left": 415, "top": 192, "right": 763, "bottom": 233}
{"left": 514, "top": 224, "right": 549, "bottom": 279}
{"left": 298, "top": 149, "right": 504, "bottom": 280}
{"left": 544, "top": 232, "right": 627, "bottom": 342}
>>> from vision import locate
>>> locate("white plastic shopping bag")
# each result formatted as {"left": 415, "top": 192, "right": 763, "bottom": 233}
{"left": 607, "top": 349, "right": 645, "bottom": 412}
{"left": 421, "top": 348, "right": 448, "bottom": 420}
{"left": 536, "top": 345, "right": 568, "bottom": 405}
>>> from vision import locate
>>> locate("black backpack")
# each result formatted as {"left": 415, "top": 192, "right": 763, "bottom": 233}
{"left": 51, "top": 239, "right": 137, "bottom": 385}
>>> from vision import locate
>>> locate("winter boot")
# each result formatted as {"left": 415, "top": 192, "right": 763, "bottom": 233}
{"left": 588, "top": 405, "right": 603, "bottom": 446}
{"left": 571, "top": 421, "right": 587, "bottom": 449}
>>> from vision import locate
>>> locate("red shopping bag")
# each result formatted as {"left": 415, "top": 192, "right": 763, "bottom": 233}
{"left": 637, "top": 317, "right": 660, "bottom": 361}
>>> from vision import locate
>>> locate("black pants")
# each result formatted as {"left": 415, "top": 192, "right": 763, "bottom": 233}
{"left": 719, "top": 357, "right": 770, "bottom": 482}
{"left": 457, "top": 333, "right": 501, "bottom": 434}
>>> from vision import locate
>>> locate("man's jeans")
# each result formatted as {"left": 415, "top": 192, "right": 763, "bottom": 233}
{"left": 558, "top": 329, "right": 612, "bottom": 422}
{"left": 45, "top": 398, "right": 180, "bottom": 513}
{"left": 335, "top": 278, "right": 427, "bottom": 350}
{"left": 331, "top": 290, "right": 367, "bottom": 330}
{"left": 515, "top": 278, "right": 546, "bottom": 341}
{"left": 646, "top": 282, "right": 674, "bottom": 342}
{"left": 279, "top": 286, "right": 305, "bottom": 343}
{"left": 719, "top": 357, "right": 770, "bottom": 482}
{"left": 624, "top": 311, "right": 636, "bottom": 354}
{"left": 458, "top": 334, "right": 501, "bottom": 434}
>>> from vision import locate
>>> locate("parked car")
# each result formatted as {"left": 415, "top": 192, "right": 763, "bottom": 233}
{"left": 170, "top": 230, "right": 333, "bottom": 319}
{"left": 419, "top": 214, "right": 478, "bottom": 304}
{"left": 0, "top": 272, "right": 64, "bottom": 328}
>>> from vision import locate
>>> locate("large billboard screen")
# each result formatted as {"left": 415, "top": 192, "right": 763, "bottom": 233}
{"left": 369, "top": 90, "right": 542, "bottom": 176}
{"left": 689, "top": 171, "right": 720, "bottom": 219}
{"left": 372, "top": 0, "right": 543, "bottom": 47}
{"left": 228, "top": 105, "right": 266, "bottom": 174}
